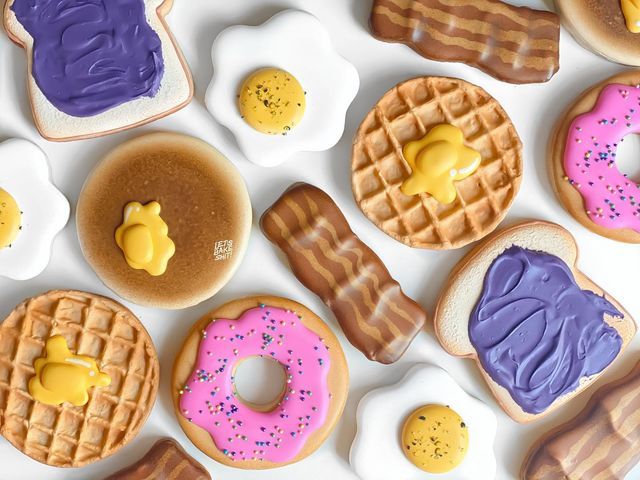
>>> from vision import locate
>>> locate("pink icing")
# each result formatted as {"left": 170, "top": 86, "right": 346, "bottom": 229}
{"left": 179, "top": 304, "right": 331, "bottom": 463}
{"left": 564, "top": 83, "right": 640, "bottom": 232}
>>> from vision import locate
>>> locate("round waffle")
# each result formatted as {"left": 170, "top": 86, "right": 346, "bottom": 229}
{"left": 0, "top": 290, "right": 159, "bottom": 468}
{"left": 352, "top": 77, "right": 523, "bottom": 249}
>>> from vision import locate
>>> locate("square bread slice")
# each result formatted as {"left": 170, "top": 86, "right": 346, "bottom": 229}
{"left": 434, "top": 220, "right": 636, "bottom": 423}
{"left": 4, "top": 0, "right": 193, "bottom": 141}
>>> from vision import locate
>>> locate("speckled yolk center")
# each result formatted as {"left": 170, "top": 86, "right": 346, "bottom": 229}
{"left": 115, "top": 201, "right": 175, "bottom": 276}
{"left": 238, "top": 67, "right": 306, "bottom": 135}
{"left": 401, "top": 404, "right": 468, "bottom": 473}
{"left": 0, "top": 188, "right": 21, "bottom": 249}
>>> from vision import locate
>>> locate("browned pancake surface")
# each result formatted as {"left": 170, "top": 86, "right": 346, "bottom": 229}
{"left": 557, "top": 0, "right": 640, "bottom": 64}
{"left": 77, "top": 132, "right": 252, "bottom": 309}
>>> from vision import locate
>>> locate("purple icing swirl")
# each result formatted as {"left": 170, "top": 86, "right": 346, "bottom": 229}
{"left": 11, "top": 0, "right": 164, "bottom": 117}
{"left": 469, "top": 246, "right": 623, "bottom": 415}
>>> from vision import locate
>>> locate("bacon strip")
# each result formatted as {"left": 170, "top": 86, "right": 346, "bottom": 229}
{"left": 261, "top": 183, "right": 427, "bottom": 364}
{"left": 522, "top": 360, "right": 640, "bottom": 480}
{"left": 370, "top": 0, "right": 560, "bottom": 84}
{"left": 103, "top": 439, "right": 210, "bottom": 480}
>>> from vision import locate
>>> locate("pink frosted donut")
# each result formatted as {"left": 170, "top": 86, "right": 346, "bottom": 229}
{"left": 563, "top": 82, "right": 640, "bottom": 235}
{"left": 173, "top": 298, "right": 347, "bottom": 469}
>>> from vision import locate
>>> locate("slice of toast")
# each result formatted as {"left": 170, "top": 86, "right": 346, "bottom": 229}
{"left": 4, "top": 0, "right": 193, "bottom": 141}
{"left": 434, "top": 220, "right": 636, "bottom": 423}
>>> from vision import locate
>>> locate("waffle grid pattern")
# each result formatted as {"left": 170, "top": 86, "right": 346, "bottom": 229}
{"left": 0, "top": 291, "right": 159, "bottom": 467}
{"left": 352, "top": 77, "right": 523, "bottom": 249}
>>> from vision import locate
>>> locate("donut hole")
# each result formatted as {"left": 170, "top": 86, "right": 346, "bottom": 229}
{"left": 616, "top": 134, "right": 640, "bottom": 183}
{"left": 233, "top": 356, "right": 287, "bottom": 412}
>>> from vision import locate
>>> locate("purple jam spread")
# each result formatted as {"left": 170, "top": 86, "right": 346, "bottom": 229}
{"left": 12, "top": 0, "right": 165, "bottom": 117}
{"left": 469, "top": 246, "right": 623, "bottom": 414}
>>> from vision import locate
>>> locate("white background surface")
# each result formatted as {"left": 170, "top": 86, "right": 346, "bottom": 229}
{"left": 0, "top": 0, "right": 639, "bottom": 479}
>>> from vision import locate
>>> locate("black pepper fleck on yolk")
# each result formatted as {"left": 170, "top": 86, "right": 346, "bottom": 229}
{"left": 0, "top": 188, "right": 21, "bottom": 249}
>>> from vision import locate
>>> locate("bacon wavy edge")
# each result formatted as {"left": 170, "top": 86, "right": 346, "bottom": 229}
{"left": 522, "top": 359, "right": 640, "bottom": 480}
{"left": 370, "top": 0, "right": 560, "bottom": 84}
{"left": 103, "top": 438, "right": 210, "bottom": 480}
{"left": 260, "top": 182, "right": 427, "bottom": 364}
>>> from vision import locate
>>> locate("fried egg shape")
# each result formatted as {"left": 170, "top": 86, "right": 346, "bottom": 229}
{"left": 206, "top": 9, "right": 359, "bottom": 167}
{"left": 0, "top": 139, "right": 69, "bottom": 280}
{"left": 350, "top": 364, "right": 497, "bottom": 480}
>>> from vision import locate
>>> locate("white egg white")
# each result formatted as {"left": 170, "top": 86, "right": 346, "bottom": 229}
{"left": 0, "top": 139, "right": 69, "bottom": 280}
{"left": 350, "top": 364, "right": 497, "bottom": 480}
{"left": 205, "top": 9, "right": 360, "bottom": 167}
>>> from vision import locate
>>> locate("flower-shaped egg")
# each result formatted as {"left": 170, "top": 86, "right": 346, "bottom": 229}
{"left": 0, "top": 139, "right": 69, "bottom": 280}
{"left": 206, "top": 10, "right": 360, "bottom": 167}
{"left": 350, "top": 364, "right": 497, "bottom": 480}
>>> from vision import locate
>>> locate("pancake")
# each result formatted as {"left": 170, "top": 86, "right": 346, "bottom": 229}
{"left": 77, "top": 132, "right": 252, "bottom": 309}
{"left": 556, "top": 0, "right": 640, "bottom": 65}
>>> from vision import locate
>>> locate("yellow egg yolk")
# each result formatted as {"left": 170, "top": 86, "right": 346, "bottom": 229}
{"left": 28, "top": 336, "right": 111, "bottom": 407}
{"left": 401, "top": 124, "right": 481, "bottom": 204}
{"left": 401, "top": 404, "right": 469, "bottom": 473}
{"left": 0, "top": 188, "right": 21, "bottom": 248}
{"left": 238, "top": 67, "right": 306, "bottom": 135}
{"left": 115, "top": 201, "right": 175, "bottom": 276}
